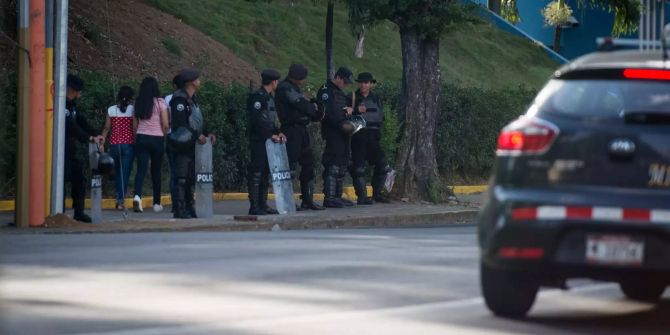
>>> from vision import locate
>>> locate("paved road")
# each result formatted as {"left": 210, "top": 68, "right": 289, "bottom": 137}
{"left": 0, "top": 226, "right": 668, "bottom": 335}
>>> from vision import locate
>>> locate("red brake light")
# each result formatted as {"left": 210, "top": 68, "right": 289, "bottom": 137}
{"left": 622, "top": 68, "right": 670, "bottom": 80}
{"left": 497, "top": 118, "right": 558, "bottom": 155}
{"left": 498, "top": 247, "right": 545, "bottom": 260}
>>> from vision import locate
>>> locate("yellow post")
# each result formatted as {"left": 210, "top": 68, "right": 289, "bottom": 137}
{"left": 45, "top": 0, "right": 54, "bottom": 214}
{"left": 45, "top": 49, "right": 54, "bottom": 214}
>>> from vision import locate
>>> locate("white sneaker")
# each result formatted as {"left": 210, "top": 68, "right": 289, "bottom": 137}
{"left": 153, "top": 204, "right": 164, "bottom": 212}
{"left": 133, "top": 195, "right": 143, "bottom": 213}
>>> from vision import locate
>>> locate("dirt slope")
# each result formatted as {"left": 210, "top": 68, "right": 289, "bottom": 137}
{"left": 68, "top": 0, "right": 258, "bottom": 84}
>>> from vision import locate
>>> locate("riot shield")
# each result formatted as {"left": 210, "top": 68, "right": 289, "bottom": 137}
{"left": 195, "top": 138, "right": 214, "bottom": 218}
{"left": 88, "top": 143, "right": 102, "bottom": 224}
{"left": 265, "top": 139, "right": 296, "bottom": 215}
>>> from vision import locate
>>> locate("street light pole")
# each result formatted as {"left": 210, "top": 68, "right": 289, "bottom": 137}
{"left": 51, "top": 0, "right": 69, "bottom": 215}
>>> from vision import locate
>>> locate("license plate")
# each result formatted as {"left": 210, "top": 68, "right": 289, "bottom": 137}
{"left": 586, "top": 235, "right": 644, "bottom": 266}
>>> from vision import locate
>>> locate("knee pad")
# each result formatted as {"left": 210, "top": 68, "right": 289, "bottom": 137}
{"left": 176, "top": 178, "right": 189, "bottom": 186}
{"left": 337, "top": 165, "right": 348, "bottom": 178}
{"left": 325, "top": 165, "right": 339, "bottom": 177}
{"left": 352, "top": 166, "right": 367, "bottom": 178}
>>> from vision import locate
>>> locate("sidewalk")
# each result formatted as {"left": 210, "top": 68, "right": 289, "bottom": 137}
{"left": 0, "top": 194, "right": 483, "bottom": 234}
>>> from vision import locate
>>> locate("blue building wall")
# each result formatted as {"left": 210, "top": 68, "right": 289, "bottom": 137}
{"left": 514, "top": 0, "right": 630, "bottom": 59}
{"left": 469, "top": 0, "right": 669, "bottom": 59}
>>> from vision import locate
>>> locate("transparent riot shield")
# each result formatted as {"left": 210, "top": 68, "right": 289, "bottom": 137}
{"left": 195, "top": 138, "right": 214, "bottom": 218}
{"left": 88, "top": 143, "right": 102, "bottom": 224}
{"left": 265, "top": 139, "right": 296, "bottom": 215}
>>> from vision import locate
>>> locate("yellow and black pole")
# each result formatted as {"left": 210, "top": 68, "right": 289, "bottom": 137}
{"left": 45, "top": 0, "right": 54, "bottom": 215}
{"left": 16, "top": 0, "right": 30, "bottom": 227}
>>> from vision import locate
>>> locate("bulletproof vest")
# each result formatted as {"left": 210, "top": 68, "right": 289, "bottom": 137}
{"left": 276, "top": 80, "right": 310, "bottom": 126}
{"left": 318, "top": 81, "right": 348, "bottom": 138}
{"left": 173, "top": 89, "right": 204, "bottom": 136}
{"left": 354, "top": 92, "right": 383, "bottom": 128}
{"left": 249, "top": 89, "right": 280, "bottom": 142}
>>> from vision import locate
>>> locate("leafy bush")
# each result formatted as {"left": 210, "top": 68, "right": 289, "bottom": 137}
{"left": 0, "top": 73, "right": 537, "bottom": 198}
{"left": 437, "top": 83, "right": 536, "bottom": 183}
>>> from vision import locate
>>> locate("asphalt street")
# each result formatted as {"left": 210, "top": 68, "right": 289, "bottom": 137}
{"left": 0, "top": 225, "right": 668, "bottom": 335}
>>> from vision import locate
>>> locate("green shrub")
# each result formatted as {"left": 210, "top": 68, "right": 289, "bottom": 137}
{"left": 0, "top": 74, "right": 538, "bottom": 198}
{"left": 161, "top": 37, "right": 182, "bottom": 57}
{"left": 437, "top": 83, "right": 536, "bottom": 183}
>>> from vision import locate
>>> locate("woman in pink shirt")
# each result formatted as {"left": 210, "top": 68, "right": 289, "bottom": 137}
{"left": 102, "top": 86, "right": 135, "bottom": 210}
{"left": 132, "top": 77, "right": 169, "bottom": 212}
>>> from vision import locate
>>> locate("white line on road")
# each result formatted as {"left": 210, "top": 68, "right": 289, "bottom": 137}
{"left": 74, "top": 283, "right": 618, "bottom": 335}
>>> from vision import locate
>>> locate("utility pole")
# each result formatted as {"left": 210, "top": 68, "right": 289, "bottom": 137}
{"left": 51, "top": 0, "right": 69, "bottom": 215}
{"left": 28, "top": 0, "right": 46, "bottom": 226}
{"left": 45, "top": 0, "right": 55, "bottom": 215}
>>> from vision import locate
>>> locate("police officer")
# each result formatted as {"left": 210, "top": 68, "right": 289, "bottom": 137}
{"left": 168, "top": 68, "right": 216, "bottom": 219}
{"left": 348, "top": 72, "right": 392, "bottom": 204}
{"left": 318, "top": 67, "right": 355, "bottom": 208}
{"left": 64, "top": 74, "right": 105, "bottom": 222}
{"left": 247, "top": 69, "right": 286, "bottom": 215}
{"left": 275, "top": 64, "right": 325, "bottom": 211}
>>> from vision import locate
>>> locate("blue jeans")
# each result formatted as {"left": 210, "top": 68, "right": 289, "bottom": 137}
{"left": 109, "top": 144, "right": 134, "bottom": 204}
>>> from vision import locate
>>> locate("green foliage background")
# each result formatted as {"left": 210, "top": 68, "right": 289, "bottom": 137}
{"left": 0, "top": 73, "right": 535, "bottom": 198}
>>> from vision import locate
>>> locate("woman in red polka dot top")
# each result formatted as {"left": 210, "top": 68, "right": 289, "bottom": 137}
{"left": 102, "top": 86, "right": 135, "bottom": 210}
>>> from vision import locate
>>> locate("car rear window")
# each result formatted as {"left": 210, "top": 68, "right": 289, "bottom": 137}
{"left": 532, "top": 79, "right": 670, "bottom": 119}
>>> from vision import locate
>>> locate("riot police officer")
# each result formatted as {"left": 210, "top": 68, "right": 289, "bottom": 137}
{"left": 168, "top": 68, "right": 216, "bottom": 219}
{"left": 318, "top": 67, "right": 355, "bottom": 208}
{"left": 247, "top": 69, "right": 286, "bottom": 215}
{"left": 348, "top": 72, "right": 392, "bottom": 204}
{"left": 64, "top": 74, "right": 105, "bottom": 222}
{"left": 275, "top": 64, "right": 325, "bottom": 211}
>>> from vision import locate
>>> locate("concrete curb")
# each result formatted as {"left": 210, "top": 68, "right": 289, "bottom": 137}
{"left": 0, "top": 185, "right": 487, "bottom": 212}
{"left": 4, "top": 209, "right": 480, "bottom": 235}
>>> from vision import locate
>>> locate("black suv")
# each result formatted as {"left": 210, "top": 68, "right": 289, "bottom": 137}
{"left": 478, "top": 50, "right": 670, "bottom": 318}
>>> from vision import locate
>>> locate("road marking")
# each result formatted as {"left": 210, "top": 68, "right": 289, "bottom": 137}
{"left": 75, "top": 283, "right": 617, "bottom": 335}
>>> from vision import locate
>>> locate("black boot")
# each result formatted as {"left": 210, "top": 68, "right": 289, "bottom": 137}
{"left": 248, "top": 172, "right": 267, "bottom": 215}
{"left": 336, "top": 172, "right": 354, "bottom": 207}
{"left": 259, "top": 175, "right": 279, "bottom": 215}
{"left": 352, "top": 167, "right": 373, "bottom": 205}
{"left": 185, "top": 184, "right": 197, "bottom": 218}
{"left": 73, "top": 212, "right": 92, "bottom": 223}
{"left": 173, "top": 179, "right": 190, "bottom": 219}
{"left": 372, "top": 171, "right": 391, "bottom": 203}
{"left": 300, "top": 180, "right": 325, "bottom": 210}
{"left": 323, "top": 166, "right": 344, "bottom": 208}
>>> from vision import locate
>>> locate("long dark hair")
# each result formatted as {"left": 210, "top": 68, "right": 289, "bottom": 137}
{"left": 116, "top": 86, "right": 134, "bottom": 113}
{"left": 134, "top": 77, "right": 160, "bottom": 120}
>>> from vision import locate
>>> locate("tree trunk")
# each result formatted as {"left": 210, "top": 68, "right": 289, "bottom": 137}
{"left": 488, "top": 0, "right": 501, "bottom": 14}
{"left": 394, "top": 27, "right": 441, "bottom": 201}
{"left": 325, "top": 0, "right": 335, "bottom": 80}
{"left": 553, "top": 25, "right": 562, "bottom": 53}
{"left": 354, "top": 28, "right": 365, "bottom": 59}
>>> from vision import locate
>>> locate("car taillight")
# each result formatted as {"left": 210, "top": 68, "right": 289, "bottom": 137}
{"left": 497, "top": 118, "right": 559, "bottom": 156}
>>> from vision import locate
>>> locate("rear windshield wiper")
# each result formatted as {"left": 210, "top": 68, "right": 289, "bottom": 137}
{"left": 622, "top": 110, "right": 670, "bottom": 124}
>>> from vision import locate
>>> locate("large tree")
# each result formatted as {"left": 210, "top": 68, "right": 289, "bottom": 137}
{"left": 344, "top": 1, "right": 469, "bottom": 200}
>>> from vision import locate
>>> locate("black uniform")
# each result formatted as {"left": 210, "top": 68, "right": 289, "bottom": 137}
{"left": 348, "top": 90, "right": 391, "bottom": 203}
{"left": 318, "top": 80, "right": 351, "bottom": 207}
{"left": 169, "top": 89, "right": 205, "bottom": 218}
{"left": 247, "top": 87, "right": 281, "bottom": 215}
{"left": 64, "top": 99, "right": 99, "bottom": 220}
{"left": 275, "top": 79, "right": 324, "bottom": 209}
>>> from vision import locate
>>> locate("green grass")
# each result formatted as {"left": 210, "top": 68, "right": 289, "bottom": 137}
{"left": 161, "top": 37, "right": 183, "bottom": 57}
{"left": 147, "top": 0, "right": 557, "bottom": 89}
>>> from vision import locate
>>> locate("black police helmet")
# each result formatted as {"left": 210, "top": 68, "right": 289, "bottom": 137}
{"left": 96, "top": 152, "right": 115, "bottom": 175}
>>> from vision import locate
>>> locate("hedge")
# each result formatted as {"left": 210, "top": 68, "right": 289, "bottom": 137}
{"left": 0, "top": 72, "right": 537, "bottom": 199}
